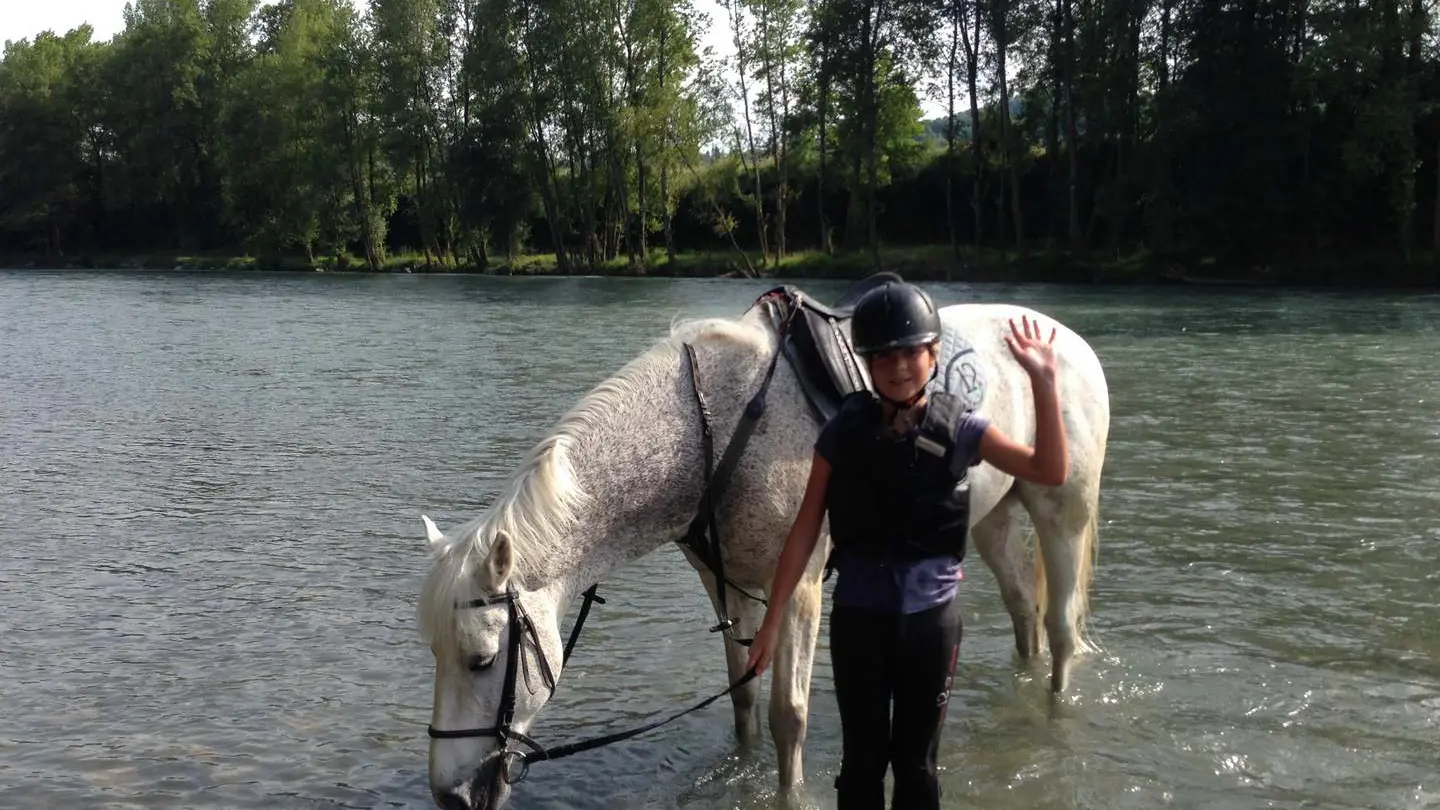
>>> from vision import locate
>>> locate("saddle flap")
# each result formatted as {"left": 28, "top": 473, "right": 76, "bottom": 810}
{"left": 797, "top": 306, "right": 870, "bottom": 397}
{"left": 761, "top": 272, "right": 907, "bottom": 424}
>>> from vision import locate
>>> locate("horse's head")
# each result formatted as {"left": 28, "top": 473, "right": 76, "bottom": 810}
{"left": 420, "top": 515, "right": 565, "bottom": 810}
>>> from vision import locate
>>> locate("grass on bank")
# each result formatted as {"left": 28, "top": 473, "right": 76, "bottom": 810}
{"left": 5, "top": 243, "right": 1438, "bottom": 286}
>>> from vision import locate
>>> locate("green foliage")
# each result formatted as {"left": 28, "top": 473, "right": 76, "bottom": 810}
{"left": 1, "top": 0, "right": 1438, "bottom": 283}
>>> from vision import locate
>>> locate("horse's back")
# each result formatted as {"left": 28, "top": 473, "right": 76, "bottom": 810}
{"left": 937, "top": 301, "right": 1108, "bottom": 400}
{"left": 935, "top": 302, "right": 1111, "bottom": 467}
{"left": 938, "top": 302, "right": 1105, "bottom": 377}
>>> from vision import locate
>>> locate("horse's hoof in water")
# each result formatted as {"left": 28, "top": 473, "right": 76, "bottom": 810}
{"left": 774, "top": 782, "right": 809, "bottom": 810}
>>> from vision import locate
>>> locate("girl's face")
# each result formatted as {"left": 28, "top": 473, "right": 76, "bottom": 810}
{"left": 867, "top": 343, "right": 937, "bottom": 404}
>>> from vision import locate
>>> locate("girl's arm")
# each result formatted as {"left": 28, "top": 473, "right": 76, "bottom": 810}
{"left": 746, "top": 452, "right": 831, "bottom": 675}
{"left": 978, "top": 375, "right": 1067, "bottom": 486}
{"left": 978, "top": 316, "right": 1069, "bottom": 487}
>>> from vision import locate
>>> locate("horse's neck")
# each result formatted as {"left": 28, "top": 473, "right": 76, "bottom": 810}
{"left": 537, "top": 315, "right": 770, "bottom": 601}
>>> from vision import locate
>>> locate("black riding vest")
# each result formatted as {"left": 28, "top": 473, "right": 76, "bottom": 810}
{"left": 824, "top": 390, "right": 972, "bottom": 562}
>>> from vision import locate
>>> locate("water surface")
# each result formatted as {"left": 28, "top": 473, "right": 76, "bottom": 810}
{"left": 1, "top": 270, "right": 1437, "bottom": 810}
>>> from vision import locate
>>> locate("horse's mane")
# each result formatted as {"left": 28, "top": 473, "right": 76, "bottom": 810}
{"left": 418, "top": 311, "right": 772, "bottom": 654}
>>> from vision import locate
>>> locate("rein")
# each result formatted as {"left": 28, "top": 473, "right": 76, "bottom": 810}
{"left": 425, "top": 294, "right": 793, "bottom": 782}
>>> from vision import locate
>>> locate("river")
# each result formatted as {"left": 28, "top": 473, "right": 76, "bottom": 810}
{"left": 1, "top": 270, "right": 1437, "bottom": 809}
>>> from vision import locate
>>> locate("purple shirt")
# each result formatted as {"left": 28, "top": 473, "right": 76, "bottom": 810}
{"left": 815, "top": 402, "right": 990, "bottom": 615}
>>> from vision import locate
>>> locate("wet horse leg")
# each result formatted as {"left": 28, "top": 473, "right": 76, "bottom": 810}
{"left": 767, "top": 563, "right": 825, "bottom": 790}
{"left": 683, "top": 545, "right": 766, "bottom": 745}
{"left": 971, "top": 489, "right": 1040, "bottom": 660}
{"left": 1018, "top": 478, "right": 1101, "bottom": 694}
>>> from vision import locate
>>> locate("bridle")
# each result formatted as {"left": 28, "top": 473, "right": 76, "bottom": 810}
{"left": 425, "top": 578, "right": 758, "bottom": 785}
{"left": 425, "top": 583, "right": 604, "bottom": 785}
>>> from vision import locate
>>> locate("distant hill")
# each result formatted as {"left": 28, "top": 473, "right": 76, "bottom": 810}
{"left": 920, "top": 98, "right": 1026, "bottom": 143}
{"left": 922, "top": 116, "right": 973, "bottom": 142}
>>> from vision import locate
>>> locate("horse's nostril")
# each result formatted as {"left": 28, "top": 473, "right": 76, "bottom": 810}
{"left": 433, "top": 785, "right": 473, "bottom": 810}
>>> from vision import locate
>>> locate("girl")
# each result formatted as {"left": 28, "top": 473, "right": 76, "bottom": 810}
{"left": 746, "top": 279, "right": 1069, "bottom": 810}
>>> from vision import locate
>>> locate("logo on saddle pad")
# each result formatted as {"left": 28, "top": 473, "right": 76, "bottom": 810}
{"left": 932, "top": 324, "right": 987, "bottom": 412}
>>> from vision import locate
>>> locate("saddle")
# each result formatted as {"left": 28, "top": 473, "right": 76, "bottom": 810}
{"left": 760, "top": 271, "right": 903, "bottom": 424}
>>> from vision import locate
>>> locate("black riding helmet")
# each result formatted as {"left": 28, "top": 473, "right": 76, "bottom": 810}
{"left": 849, "top": 280, "right": 942, "bottom": 356}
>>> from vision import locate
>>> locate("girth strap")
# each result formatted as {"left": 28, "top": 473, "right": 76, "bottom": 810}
{"left": 679, "top": 338, "right": 781, "bottom": 644}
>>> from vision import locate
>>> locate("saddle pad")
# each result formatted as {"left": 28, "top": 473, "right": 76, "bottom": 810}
{"left": 930, "top": 320, "right": 988, "bottom": 413}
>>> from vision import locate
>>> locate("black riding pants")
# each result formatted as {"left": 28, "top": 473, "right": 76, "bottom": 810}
{"left": 829, "top": 596, "right": 963, "bottom": 810}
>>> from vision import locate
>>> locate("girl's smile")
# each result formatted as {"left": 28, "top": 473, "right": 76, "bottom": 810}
{"left": 868, "top": 344, "right": 937, "bottom": 404}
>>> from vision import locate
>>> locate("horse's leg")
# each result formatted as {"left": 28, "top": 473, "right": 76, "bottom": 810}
{"left": 725, "top": 594, "right": 770, "bottom": 746}
{"left": 970, "top": 488, "right": 1040, "bottom": 660}
{"left": 767, "top": 565, "right": 824, "bottom": 790}
{"left": 1016, "top": 478, "right": 1102, "bottom": 694}
{"left": 682, "top": 546, "right": 765, "bottom": 745}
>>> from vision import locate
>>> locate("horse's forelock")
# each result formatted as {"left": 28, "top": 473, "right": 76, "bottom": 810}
{"left": 418, "top": 538, "right": 477, "bottom": 658}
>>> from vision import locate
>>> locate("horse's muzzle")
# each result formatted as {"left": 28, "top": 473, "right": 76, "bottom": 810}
{"left": 435, "top": 789, "right": 473, "bottom": 810}
{"left": 433, "top": 758, "right": 507, "bottom": 810}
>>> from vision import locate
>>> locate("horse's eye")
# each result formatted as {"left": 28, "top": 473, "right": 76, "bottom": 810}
{"left": 468, "top": 653, "right": 498, "bottom": 673}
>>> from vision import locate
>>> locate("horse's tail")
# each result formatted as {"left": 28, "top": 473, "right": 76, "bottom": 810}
{"left": 1033, "top": 528, "right": 1049, "bottom": 653}
{"left": 1032, "top": 500, "right": 1101, "bottom": 657}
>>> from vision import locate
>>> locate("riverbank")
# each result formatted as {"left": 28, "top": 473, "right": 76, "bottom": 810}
{"left": 5, "top": 244, "right": 1438, "bottom": 287}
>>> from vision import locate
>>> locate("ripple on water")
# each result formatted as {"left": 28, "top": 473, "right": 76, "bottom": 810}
{"left": 2, "top": 275, "right": 1439, "bottom": 809}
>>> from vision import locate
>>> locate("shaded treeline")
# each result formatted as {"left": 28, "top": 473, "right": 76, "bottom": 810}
{"left": 2, "top": 0, "right": 1438, "bottom": 279}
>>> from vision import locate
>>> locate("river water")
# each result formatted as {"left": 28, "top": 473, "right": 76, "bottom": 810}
{"left": 1, "top": 270, "right": 1437, "bottom": 810}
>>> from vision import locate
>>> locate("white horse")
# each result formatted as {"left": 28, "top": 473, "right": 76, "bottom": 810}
{"left": 416, "top": 290, "right": 1110, "bottom": 810}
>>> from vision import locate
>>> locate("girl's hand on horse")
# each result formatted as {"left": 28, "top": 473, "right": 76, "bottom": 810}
{"left": 747, "top": 616, "right": 781, "bottom": 676}
{"left": 747, "top": 452, "right": 831, "bottom": 678}
{"left": 1004, "top": 315, "right": 1059, "bottom": 381}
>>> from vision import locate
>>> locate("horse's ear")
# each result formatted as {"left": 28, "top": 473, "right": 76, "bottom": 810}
{"left": 422, "top": 514, "right": 445, "bottom": 547}
{"left": 481, "top": 531, "right": 514, "bottom": 588}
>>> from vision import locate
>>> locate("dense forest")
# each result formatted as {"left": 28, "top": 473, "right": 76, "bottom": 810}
{"left": 1, "top": 0, "right": 1438, "bottom": 282}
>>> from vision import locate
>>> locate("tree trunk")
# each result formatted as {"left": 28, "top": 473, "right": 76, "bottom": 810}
{"left": 526, "top": 39, "right": 572, "bottom": 274}
{"left": 996, "top": 20, "right": 1025, "bottom": 256}
{"left": 817, "top": 25, "right": 832, "bottom": 254}
{"left": 961, "top": 0, "right": 983, "bottom": 258}
{"left": 417, "top": 168, "right": 434, "bottom": 268}
{"left": 1045, "top": 3, "right": 1061, "bottom": 242}
{"left": 658, "top": 20, "right": 676, "bottom": 263}
{"left": 533, "top": 127, "right": 571, "bottom": 273}
{"left": 635, "top": 123, "right": 648, "bottom": 268}
{"left": 862, "top": 0, "right": 882, "bottom": 267}
{"left": 774, "top": 8, "right": 791, "bottom": 261}
{"left": 946, "top": 0, "right": 961, "bottom": 266}
{"left": 726, "top": 0, "right": 768, "bottom": 268}
{"left": 626, "top": 26, "right": 647, "bottom": 269}
{"left": 1063, "top": 0, "right": 1081, "bottom": 248}
{"left": 342, "top": 101, "right": 380, "bottom": 271}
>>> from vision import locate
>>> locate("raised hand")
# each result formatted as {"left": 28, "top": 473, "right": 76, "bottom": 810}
{"left": 1004, "top": 315, "right": 1059, "bottom": 381}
